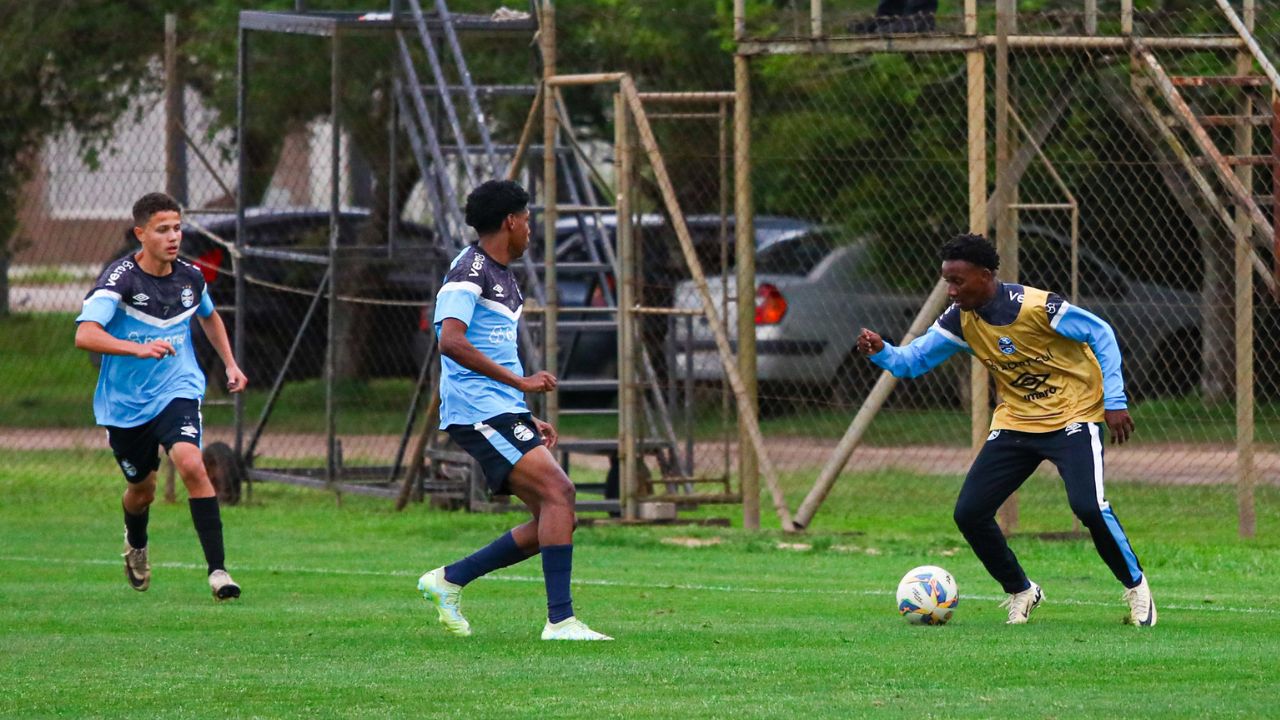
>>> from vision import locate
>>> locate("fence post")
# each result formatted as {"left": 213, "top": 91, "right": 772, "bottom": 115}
{"left": 734, "top": 53, "right": 760, "bottom": 530}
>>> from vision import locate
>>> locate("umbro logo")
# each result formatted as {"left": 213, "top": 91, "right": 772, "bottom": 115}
{"left": 131, "top": 293, "right": 150, "bottom": 306}
{"left": 1065, "top": 422, "right": 1083, "bottom": 436}
{"left": 1010, "top": 372, "right": 1049, "bottom": 391}
{"left": 180, "top": 425, "right": 199, "bottom": 438}
{"left": 493, "top": 283, "right": 505, "bottom": 297}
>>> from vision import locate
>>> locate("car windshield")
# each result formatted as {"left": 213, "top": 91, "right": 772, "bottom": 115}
{"left": 756, "top": 234, "right": 837, "bottom": 276}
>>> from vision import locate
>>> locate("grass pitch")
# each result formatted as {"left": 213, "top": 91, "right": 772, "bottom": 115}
{"left": 1, "top": 448, "right": 1276, "bottom": 719}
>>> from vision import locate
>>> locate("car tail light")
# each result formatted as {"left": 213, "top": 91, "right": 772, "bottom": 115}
{"left": 195, "top": 248, "right": 224, "bottom": 283}
{"left": 589, "top": 274, "right": 617, "bottom": 307}
{"left": 755, "top": 283, "right": 787, "bottom": 325}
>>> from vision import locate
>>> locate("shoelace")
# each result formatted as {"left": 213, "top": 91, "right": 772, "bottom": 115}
{"left": 125, "top": 548, "right": 147, "bottom": 568}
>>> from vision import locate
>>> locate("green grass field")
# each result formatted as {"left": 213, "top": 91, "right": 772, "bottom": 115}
{"left": 2, "top": 448, "right": 1277, "bottom": 718}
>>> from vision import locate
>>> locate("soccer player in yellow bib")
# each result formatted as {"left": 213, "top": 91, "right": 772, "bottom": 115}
{"left": 856, "top": 233, "right": 1155, "bottom": 627}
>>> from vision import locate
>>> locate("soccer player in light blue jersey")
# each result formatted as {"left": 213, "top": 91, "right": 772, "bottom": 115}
{"left": 416, "top": 180, "right": 612, "bottom": 640}
{"left": 75, "top": 192, "right": 248, "bottom": 601}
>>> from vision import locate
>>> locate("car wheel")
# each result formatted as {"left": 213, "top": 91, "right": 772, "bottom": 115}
{"left": 203, "top": 441, "right": 245, "bottom": 505}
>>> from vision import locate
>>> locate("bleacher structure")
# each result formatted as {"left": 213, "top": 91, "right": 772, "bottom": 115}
{"left": 225, "top": 0, "right": 767, "bottom": 522}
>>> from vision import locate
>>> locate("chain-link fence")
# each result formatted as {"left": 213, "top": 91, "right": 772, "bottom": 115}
{"left": 3, "top": 1, "right": 1277, "bottom": 535}
{"left": 719, "top": 2, "right": 1279, "bottom": 534}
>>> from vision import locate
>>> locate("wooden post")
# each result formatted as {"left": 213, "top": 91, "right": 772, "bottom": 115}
{"left": 616, "top": 91, "right": 638, "bottom": 521}
{"left": 810, "top": 0, "right": 823, "bottom": 39}
{"left": 541, "top": 1, "right": 559, "bottom": 427}
{"left": 967, "top": 0, "right": 990, "bottom": 452}
{"left": 994, "top": 0, "right": 1018, "bottom": 533}
{"left": 621, "top": 78, "right": 794, "bottom": 531}
{"left": 1235, "top": 0, "right": 1256, "bottom": 537}
{"left": 164, "top": 14, "right": 188, "bottom": 205}
{"left": 734, "top": 53, "right": 760, "bottom": 530}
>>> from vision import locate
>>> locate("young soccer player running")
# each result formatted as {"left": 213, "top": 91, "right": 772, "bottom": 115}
{"left": 75, "top": 192, "right": 248, "bottom": 600}
{"left": 417, "top": 179, "right": 612, "bottom": 641}
{"left": 856, "top": 233, "right": 1155, "bottom": 626}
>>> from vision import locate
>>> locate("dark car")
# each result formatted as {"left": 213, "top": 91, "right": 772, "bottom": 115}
{"left": 103, "top": 208, "right": 448, "bottom": 384}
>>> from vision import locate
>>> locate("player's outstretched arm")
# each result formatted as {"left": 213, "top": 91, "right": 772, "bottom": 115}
{"left": 438, "top": 318, "right": 556, "bottom": 393}
{"left": 860, "top": 326, "right": 963, "bottom": 379}
{"left": 196, "top": 311, "right": 248, "bottom": 393}
{"left": 75, "top": 321, "right": 174, "bottom": 359}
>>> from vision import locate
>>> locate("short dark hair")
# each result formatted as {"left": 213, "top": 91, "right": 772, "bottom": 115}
{"left": 132, "top": 192, "right": 181, "bottom": 227}
{"left": 940, "top": 233, "right": 999, "bottom": 271}
{"left": 464, "top": 180, "right": 530, "bottom": 235}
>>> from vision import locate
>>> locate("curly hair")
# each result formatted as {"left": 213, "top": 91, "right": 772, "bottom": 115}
{"left": 939, "top": 233, "right": 999, "bottom": 271}
{"left": 464, "top": 180, "right": 530, "bottom": 235}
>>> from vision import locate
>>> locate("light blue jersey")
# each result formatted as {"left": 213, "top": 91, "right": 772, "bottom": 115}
{"left": 434, "top": 245, "right": 528, "bottom": 427}
{"left": 75, "top": 254, "right": 214, "bottom": 427}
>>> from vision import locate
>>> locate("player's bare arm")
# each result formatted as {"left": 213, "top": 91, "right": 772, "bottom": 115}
{"left": 438, "top": 317, "right": 557, "bottom": 393}
{"left": 75, "top": 321, "right": 174, "bottom": 359}
{"left": 196, "top": 311, "right": 248, "bottom": 393}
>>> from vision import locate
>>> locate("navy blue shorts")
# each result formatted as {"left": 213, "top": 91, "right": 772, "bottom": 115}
{"left": 446, "top": 412, "right": 543, "bottom": 495}
{"left": 105, "top": 398, "right": 203, "bottom": 483}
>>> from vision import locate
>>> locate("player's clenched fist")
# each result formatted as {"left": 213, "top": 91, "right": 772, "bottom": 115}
{"left": 519, "top": 371, "right": 558, "bottom": 393}
{"left": 855, "top": 328, "right": 884, "bottom": 356}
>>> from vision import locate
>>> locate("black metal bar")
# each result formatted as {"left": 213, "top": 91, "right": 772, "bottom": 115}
{"left": 244, "top": 267, "right": 332, "bottom": 460}
{"left": 326, "top": 28, "right": 341, "bottom": 489}
{"left": 234, "top": 26, "right": 249, "bottom": 474}
{"left": 387, "top": 334, "right": 437, "bottom": 485}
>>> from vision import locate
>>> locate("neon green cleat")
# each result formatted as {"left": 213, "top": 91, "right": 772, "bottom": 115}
{"left": 417, "top": 567, "right": 471, "bottom": 637}
{"left": 541, "top": 617, "right": 613, "bottom": 641}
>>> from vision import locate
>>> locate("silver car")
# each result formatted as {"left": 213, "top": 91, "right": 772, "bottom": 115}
{"left": 672, "top": 224, "right": 1203, "bottom": 406}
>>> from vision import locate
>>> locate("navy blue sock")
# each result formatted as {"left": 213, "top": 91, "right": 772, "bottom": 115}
{"left": 188, "top": 497, "right": 225, "bottom": 575}
{"left": 123, "top": 503, "right": 149, "bottom": 549}
{"left": 541, "top": 544, "right": 574, "bottom": 623}
{"left": 444, "top": 531, "right": 535, "bottom": 587}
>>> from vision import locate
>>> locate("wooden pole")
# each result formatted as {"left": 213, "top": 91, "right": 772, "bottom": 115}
{"left": 616, "top": 91, "right": 638, "bottom": 520}
{"left": 734, "top": 54, "right": 760, "bottom": 530}
{"left": 994, "top": 0, "right": 1018, "bottom": 533}
{"left": 794, "top": 281, "right": 949, "bottom": 527}
{"left": 164, "top": 14, "right": 188, "bottom": 205}
{"left": 621, "top": 77, "right": 794, "bottom": 531}
{"left": 967, "top": 0, "right": 990, "bottom": 452}
{"left": 1235, "top": 0, "right": 1256, "bottom": 537}
{"left": 540, "top": 1, "right": 559, "bottom": 426}
{"left": 810, "top": 0, "right": 823, "bottom": 39}
{"left": 505, "top": 84, "right": 543, "bottom": 180}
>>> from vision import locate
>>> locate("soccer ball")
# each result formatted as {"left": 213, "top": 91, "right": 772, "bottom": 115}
{"left": 896, "top": 565, "right": 959, "bottom": 625}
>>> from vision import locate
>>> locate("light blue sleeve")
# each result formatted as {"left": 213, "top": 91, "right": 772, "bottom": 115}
{"left": 197, "top": 287, "right": 215, "bottom": 318}
{"left": 1050, "top": 302, "right": 1127, "bottom": 410}
{"left": 868, "top": 325, "right": 967, "bottom": 379}
{"left": 434, "top": 281, "right": 480, "bottom": 329}
{"left": 75, "top": 292, "right": 118, "bottom": 326}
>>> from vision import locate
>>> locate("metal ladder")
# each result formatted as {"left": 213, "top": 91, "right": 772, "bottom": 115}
{"left": 1129, "top": 35, "right": 1278, "bottom": 291}
{"left": 390, "top": 0, "right": 684, "bottom": 512}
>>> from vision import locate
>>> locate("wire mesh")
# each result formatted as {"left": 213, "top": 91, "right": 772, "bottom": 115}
{"left": 2, "top": 2, "right": 1277, "bottom": 534}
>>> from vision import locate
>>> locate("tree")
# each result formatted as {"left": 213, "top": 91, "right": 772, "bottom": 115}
{"left": 0, "top": 1, "right": 203, "bottom": 316}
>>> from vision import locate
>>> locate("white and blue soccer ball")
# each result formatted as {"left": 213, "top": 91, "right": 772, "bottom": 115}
{"left": 896, "top": 565, "right": 959, "bottom": 625}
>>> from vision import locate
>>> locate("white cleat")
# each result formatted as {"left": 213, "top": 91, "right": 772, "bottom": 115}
{"left": 541, "top": 617, "right": 613, "bottom": 641}
{"left": 418, "top": 567, "right": 472, "bottom": 637}
{"left": 1000, "top": 581, "right": 1043, "bottom": 624}
{"left": 208, "top": 569, "right": 241, "bottom": 601}
{"left": 1122, "top": 575, "right": 1157, "bottom": 627}
{"left": 122, "top": 535, "right": 150, "bottom": 592}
